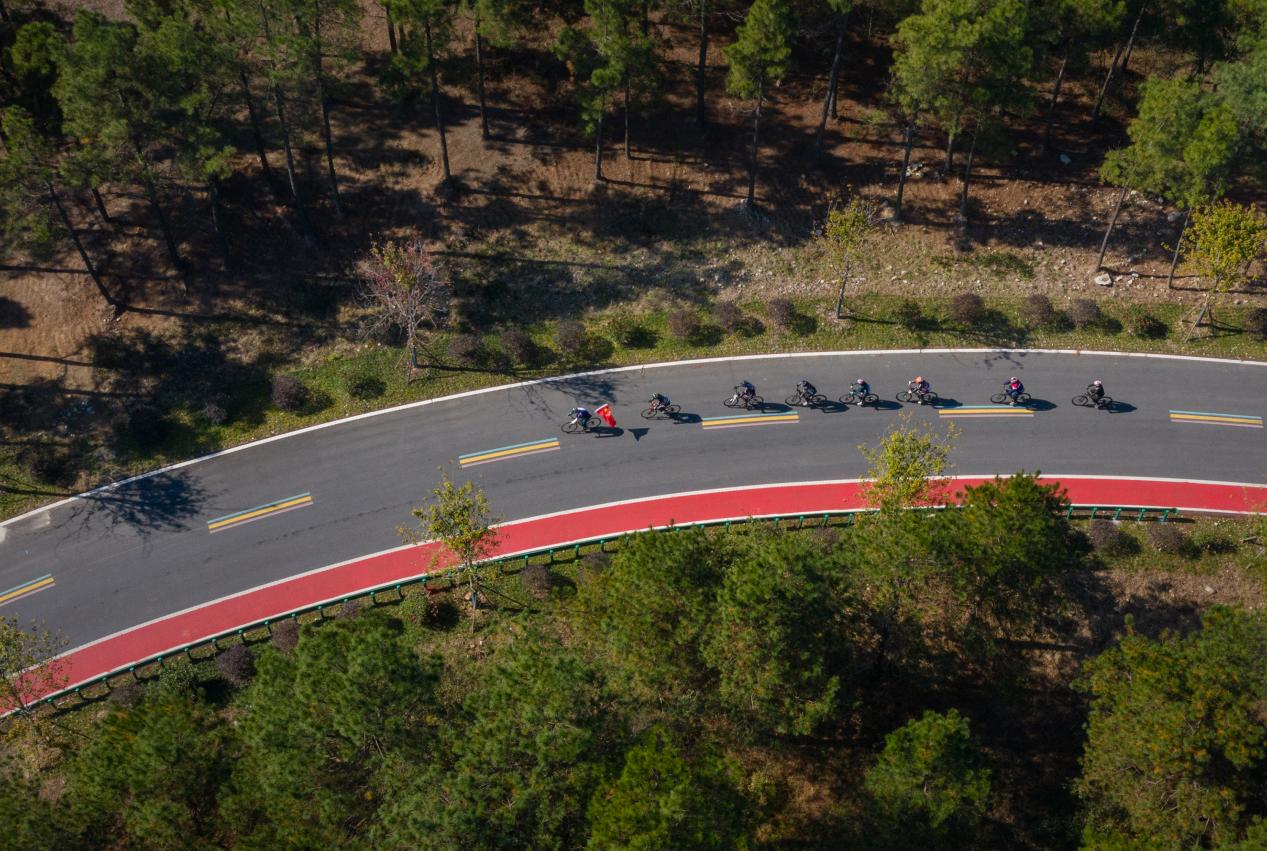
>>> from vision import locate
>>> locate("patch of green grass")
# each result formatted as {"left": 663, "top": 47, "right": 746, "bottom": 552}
{"left": 4, "top": 294, "right": 1267, "bottom": 521}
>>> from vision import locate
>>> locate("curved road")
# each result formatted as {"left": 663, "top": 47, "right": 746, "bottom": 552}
{"left": 2, "top": 349, "right": 1264, "bottom": 651}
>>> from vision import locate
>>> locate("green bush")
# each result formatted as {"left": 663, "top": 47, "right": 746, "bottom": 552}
{"left": 1069, "top": 299, "right": 1102, "bottom": 329}
{"left": 1020, "top": 294, "right": 1057, "bottom": 328}
{"left": 271, "top": 374, "right": 309, "bottom": 411}
{"left": 667, "top": 309, "right": 702, "bottom": 341}
{"left": 896, "top": 299, "right": 924, "bottom": 330}
{"left": 555, "top": 320, "right": 588, "bottom": 357}
{"left": 215, "top": 643, "right": 256, "bottom": 686}
{"left": 767, "top": 297, "right": 797, "bottom": 329}
{"left": 448, "top": 334, "right": 487, "bottom": 366}
{"left": 1190, "top": 526, "right": 1237, "bottom": 554}
{"left": 1087, "top": 520, "right": 1138, "bottom": 557}
{"left": 713, "top": 301, "right": 746, "bottom": 332}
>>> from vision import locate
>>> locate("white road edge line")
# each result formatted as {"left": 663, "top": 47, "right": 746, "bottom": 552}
{"left": 4, "top": 347, "right": 1266, "bottom": 530}
{"left": 46, "top": 473, "right": 1267, "bottom": 666}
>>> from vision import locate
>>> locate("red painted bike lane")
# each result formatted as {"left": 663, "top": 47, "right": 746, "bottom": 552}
{"left": 26, "top": 476, "right": 1267, "bottom": 706}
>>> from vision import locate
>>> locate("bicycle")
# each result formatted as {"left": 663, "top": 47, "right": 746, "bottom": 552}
{"left": 990, "top": 391, "right": 1032, "bottom": 406}
{"left": 561, "top": 414, "right": 597, "bottom": 434}
{"left": 723, "top": 393, "right": 764, "bottom": 410}
{"left": 784, "top": 391, "right": 828, "bottom": 408}
{"left": 840, "top": 390, "right": 880, "bottom": 407}
{"left": 640, "top": 402, "right": 682, "bottom": 419}
{"left": 1072, "top": 394, "right": 1114, "bottom": 410}
{"left": 896, "top": 388, "right": 939, "bottom": 405}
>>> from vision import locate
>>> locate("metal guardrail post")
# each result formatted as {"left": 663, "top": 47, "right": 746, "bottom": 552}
{"left": 1160, "top": 509, "right": 1172, "bottom": 523}
{"left": 1112, "top": 507, "right": 1122, "bottom": 521}
{"left": 1089, "top": 507, "right": 1098, "bottom": 519}
{"left": 1066, "top": 505, "right": 1074, "bottom": 519}
{"left": 1138, "top": 507, "right": 1147, "bottom": 521}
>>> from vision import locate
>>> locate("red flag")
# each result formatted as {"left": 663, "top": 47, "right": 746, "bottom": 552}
{"left": 595, "top": 403, "right": 617, "bottom": 427}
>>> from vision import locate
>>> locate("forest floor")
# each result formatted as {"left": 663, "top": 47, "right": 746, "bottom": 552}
{"left": 3, "top": 5, "right": 1267, "bottom": 517}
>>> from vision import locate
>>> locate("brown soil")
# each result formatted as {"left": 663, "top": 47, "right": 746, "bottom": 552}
{"left": 3, "top": 9, "right": 1265, "bottom": 391}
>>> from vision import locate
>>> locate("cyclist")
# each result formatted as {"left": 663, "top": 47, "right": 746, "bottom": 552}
{"left": 569, "top": 406, "right": 592, "bottom": 427}
{"left": 1086, "top": 379, "right": 1105, "bottom": 405}
{"left": 1003, "top": 376, "right": 1025, "bottom": 405}
{"left": 734, "top": 380, "right": 756, "bottom": 405}
{"left": 909, "top": 375, "right": 931, "bottom": 403}
{"left": 796, "top": 379, "right": 818, "bottom": 404}
{"left": 647, "top": 392, "right": 671, "bottom": 413}
{"left": 850, "top": 377, "right": 871, "bottom": 406}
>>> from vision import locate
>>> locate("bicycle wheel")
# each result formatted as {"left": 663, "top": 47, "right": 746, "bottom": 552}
{"left": 897, "top": 390, "right": 916, "bottom": 403}
{"left": 839, "top": 392, "right": 859, "bottom": 405}
{"left": 810, "top": 394, "right": 827, "bottom": 406}
{"left": 723, "top": 396, "right": 740, "bottom": 409}
{"left": 665, "top": 404, "right": 681, "bottom": 415}
{"left": 864, "top": 393, "right": 879, "bottom": 406}
{"left": 748, "top": 396, "right": 764, "bottom": 408}
{"left": 561, "top": 420, "right": 583, "bottom": 434}
{"left": 1072, "top": 395, "right": 1089, "bottom": 407}
{"left": 990, "top": 393, "right": 1007, "bottom": 404}
{"left": 923, "top": 391, "right": 939, "bottom": 404}
{"left": 785, "top": 394, "right": 806, "bottom": 407}
{"left": 1099, "top": 397, "right": 1114, "bottom": 410}
{"left": 1017, "top": 393, "right": 1031, "bottom": 405}
{"left": 640, "top": 407, "right": 656, "bottom": 419}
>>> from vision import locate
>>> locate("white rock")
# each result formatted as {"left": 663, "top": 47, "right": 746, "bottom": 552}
{"left": 1059, "top": 154, "right": 1072, "bottom": 165}
{"left": 1095, "top": 273, "right": 1113, "bottom": 287}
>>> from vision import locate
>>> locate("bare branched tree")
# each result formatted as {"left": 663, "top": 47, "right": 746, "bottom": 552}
{"left": 357, "top": 233, "right": 452, "bottom": 372}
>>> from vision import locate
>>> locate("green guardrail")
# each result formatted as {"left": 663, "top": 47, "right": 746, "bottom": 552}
{"left": 31, "top": 503, "right": 1177, "bottom": 712}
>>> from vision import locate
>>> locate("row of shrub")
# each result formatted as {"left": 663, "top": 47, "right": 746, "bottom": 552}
{"left": 1087, "top": 519, "right": 1241, "bottom": 559}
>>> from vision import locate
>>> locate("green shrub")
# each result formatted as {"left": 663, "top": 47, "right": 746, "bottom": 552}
{"left": 896, "top": 299, "right": 924, "bottom": 330}
{"left": 501, "top": 329, "right": 538, "bottom": 366}
{"left": 521, "top": 563, "right": 556, "bottom": 600}
{"left": 555, "top": 320, "right": 588, "bottom": 357}
{"left": 1087, "top": 520, "right": 1138, "bottom": 557}
{"left": 270, "top": 619, "right": 299, "bottom": 653}
{"left": 215, "top": 643, "right": 256, "bottom": 686}
{"left": 448, "top": 334, "right": 487, "bottom": 366}
{"left": 713, "top": 301, "right": 746, "bottom": 332}
{"left": 1190, "top": 526, "right": 1237, "bottom": 554}
{"left": 767, "top": 297, "right": 797, "bottom": 329}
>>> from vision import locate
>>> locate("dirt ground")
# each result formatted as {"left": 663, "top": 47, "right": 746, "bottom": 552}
{"left": 3, "top": 7, "right": 1265, "bottom": 390}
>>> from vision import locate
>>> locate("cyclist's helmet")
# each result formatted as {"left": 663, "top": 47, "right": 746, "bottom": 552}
{"left": 1009, "top": 376, "right": 1019, "bottom": 383}
{"left": 856, "top": 377, "right": 866, "bottom": 384}
{"left": 1092, "top": 379, "right": 1102, "bottom": 387}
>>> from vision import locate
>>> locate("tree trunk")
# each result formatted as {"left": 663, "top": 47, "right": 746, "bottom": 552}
{"left": 1119, "top": 1, "right": 1145, "bottom": 75}
{"left": 834, "top": 258, "right": 851, "bottom": 319}
{"left": 208, "top": 178, "right": 232, "bottom": 272}
{"left": 425, "top": 18, "right": 452, "bottom": 185}
{"left": 318, "top": 80, "right": 342, "bottom": 217}
{"left": 943, "top": 109, "right": 961, "bottom": 173}
{"left": 745, "top": 89, "right": 763, "bottom": 208}
{"left": 894, "top": 120, "right": 915, "bottom": 221}
{"left": 1166, "top": 209, "right": 1190, "bottom": 290}
{"left": 91, "top": 187, "right": 111, "bottom": 224}
{"left": 272, "top": 84, "right": 316, "bottom": 247}
{"left": 145, "top": 188, "right": 184, "bottom": 278}
{"left": 695, "top": 0, "right": 708, "bottom": 127}
{"left": 1092, "top": 41, "right": 1126, "bottom": 123}
{"left": 1041, "top": 51, "right": 1068, "bottom": 157}
{"left": 594, "top": 106, "right": 604, "bottom": 182}
{"left": 474, "top": 28, "right": 490, "bottom": 140}
{"left": 384, "top": 3, "right": 398, "bottom": 53}
{"left": 1094, "top": 185, "right": 1128, "bottom": 272}
{"left": 958, "top": 127, "right": 978, "bottom": 224}
{"left": 641, "top": 0, "right": 649, "bottom": 35}
{"left": 0, "top": 0, "right": 9, "bottom": 22}
{"left": 812, "top": 13, "right": 848, "bottom": 165}
{"left": 47, "top": 180, "right": 122, "bottom": 314}
{"left": 623, "top": 77, "right": 631, "bottom": 159}
{"left": 239, "top": 71, "right": 278, "bottom": 196}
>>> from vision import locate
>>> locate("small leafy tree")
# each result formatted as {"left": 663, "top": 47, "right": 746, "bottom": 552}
{"left": 585, "top": 727, "right": 752, "bottom": 849}
{"left": 858, "top": 413, "right": 958, "bottom": 512}
{"left": 357, "top": 234, "right": 452, "bottom": 373}
{"left": 824, "top": 196, "right": 875, "bottom": 318}
{"left": 1095, "top": 76, "right": 1241, "bottom": 278}
{"left": 864, "top": 709, "right": 992, "bottom": 838}
{"left": 1076, "top": 607, "right": 1267, "bottom": 847}
{"left": 0, "top": 615, "right": 67, "bottom": 722}
{"left": 1181, "top": 201, "right": 1267, "bottom": 327}
{"left": 724, "top": 0, "right": 792, "bottom": 208}
{"left": 400, "top": 472, "right": 499, "bottom": 629}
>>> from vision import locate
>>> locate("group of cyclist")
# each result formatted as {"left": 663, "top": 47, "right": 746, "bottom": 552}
{"left": 569, "top": 376, "right": 1109, "bottom": 424}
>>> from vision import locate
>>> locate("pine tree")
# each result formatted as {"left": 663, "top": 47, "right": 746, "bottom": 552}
{"left": 725, "top": 0, "right": 792, "bottom": 209}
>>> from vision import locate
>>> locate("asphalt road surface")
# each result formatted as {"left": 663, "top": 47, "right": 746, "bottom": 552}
{"left": 2, "top": 350, "right": 1264, "bottom": 650}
